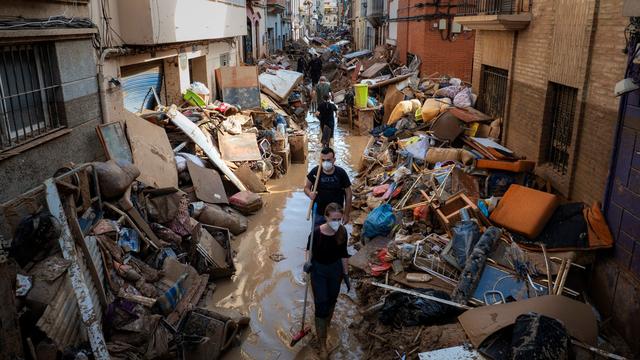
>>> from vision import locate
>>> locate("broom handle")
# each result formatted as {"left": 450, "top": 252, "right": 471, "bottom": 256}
{"left": 306, "top": 161, "right": 322, "bottom": 220}
{"left": 300, "top": 209, "right": 316, "bottom": 332}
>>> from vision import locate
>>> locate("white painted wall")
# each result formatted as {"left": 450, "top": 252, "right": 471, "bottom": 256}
{"left": 116, "top": 0, "right": 247, "bottom": 45}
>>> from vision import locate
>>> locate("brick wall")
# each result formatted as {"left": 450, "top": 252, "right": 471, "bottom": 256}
{"left": 396, "top": 0, "right": 475, "bottom": 82}
{"left": 495, "top": 0, "right": 626, "bottom": 204}
{"left": 571, "top": 0, "right": 627, "bottom": 204}
{"left": 472, "top": 0, "right": 638, "bottom": 354}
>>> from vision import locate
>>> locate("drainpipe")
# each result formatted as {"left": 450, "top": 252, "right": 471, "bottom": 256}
{"left": 97, "top": 48, "right": 130, "bottom": 124}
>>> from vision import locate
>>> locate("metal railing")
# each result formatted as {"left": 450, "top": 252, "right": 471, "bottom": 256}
{"left": 544, "top": 82, "right": 578, "bottom": 175}
{"left": 457, "top": 0, "right": 531, "bottom": 16}
{"left": 0, "top": 43, "right": 63, "bottom": 151}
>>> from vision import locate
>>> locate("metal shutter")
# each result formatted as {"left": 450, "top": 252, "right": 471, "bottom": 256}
{"left": 121, "top": 61, "right": 163, "bottom": 113}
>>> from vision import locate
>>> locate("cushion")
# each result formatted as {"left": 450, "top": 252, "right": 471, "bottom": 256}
{"left": 490, "top": 184, "right": 559, "bottom": 239}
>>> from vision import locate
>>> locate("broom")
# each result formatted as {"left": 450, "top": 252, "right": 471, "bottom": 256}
{"left": 290, "top": 205, "right": 317, "bottom": 347}
{"left": 291, "top": 162, "right": 321, "bottom": 346}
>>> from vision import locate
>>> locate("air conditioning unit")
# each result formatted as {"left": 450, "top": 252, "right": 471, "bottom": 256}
{"left": 438, "top": 19, "right": 447, "bottom": 30}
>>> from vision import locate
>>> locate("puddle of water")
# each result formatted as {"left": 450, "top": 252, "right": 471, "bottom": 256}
{"left": 210, "top": 116, "right": 369, "bottom": 359}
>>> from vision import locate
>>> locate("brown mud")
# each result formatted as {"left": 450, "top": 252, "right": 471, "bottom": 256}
{"left": 210, "top": 115, "right": 369, "bottom": 359}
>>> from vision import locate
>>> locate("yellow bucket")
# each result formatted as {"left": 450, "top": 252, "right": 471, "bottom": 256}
{"left": 354, "top": 83, "right": 368, "bottom": 109}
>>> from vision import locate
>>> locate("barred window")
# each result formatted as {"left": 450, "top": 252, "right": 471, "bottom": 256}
{"left": 0, "top": 43, "right": 63, "bottom": 151}
{"left": 543, "top": 82, "right": 578, "bottom": 175}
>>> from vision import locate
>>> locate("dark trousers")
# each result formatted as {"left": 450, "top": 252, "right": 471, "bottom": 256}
{"left": 310, "top": 260, "right": 343, "bottom": 318}
{"left": 321, "top": 124, "right": 334, "bottom": 147}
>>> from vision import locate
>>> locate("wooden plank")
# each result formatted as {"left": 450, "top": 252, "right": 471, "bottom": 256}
{"left": 124, "top": 111, "right": 178, "bottom": 189}
{"left": 218, "top": 132, "right": 262, "bottom": 162}
{"left": 216, "top": 66, "right": 261, "bottom": 109}
{"left": 187, "top": 161, "right": 229, "bottom": 204}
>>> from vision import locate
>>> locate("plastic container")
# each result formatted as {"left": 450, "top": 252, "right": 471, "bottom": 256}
{"left": 354, "top": 83, "right": 369, "bottom": 108}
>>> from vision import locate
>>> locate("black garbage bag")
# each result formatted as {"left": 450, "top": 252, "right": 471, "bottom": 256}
{"left": 379, "top": 289, "right": 461, "bottom": 328}
{"left": 511, "top": 313, "right": 570, "bottom": 360}
{"left": 10, "top": 210, "right": 61, "bottom": 267}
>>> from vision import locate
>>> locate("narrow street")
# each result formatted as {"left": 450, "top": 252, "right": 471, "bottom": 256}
{"left": 212, "top": 117, "right": 368, "bottom": 359}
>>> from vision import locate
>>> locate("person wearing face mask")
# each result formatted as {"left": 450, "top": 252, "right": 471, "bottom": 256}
{"left": 304, "top": 147, "right": 352, "bottom": 225}
{"left": 303, "top": 203, "right": 350, "bottom": 359}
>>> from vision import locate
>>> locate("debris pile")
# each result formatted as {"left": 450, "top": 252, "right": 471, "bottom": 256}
{"left": 0, "top": 61, "right": 314, "bottom": 359}
{"left": 343, "top": 72, "right": 630, "bottom": 359}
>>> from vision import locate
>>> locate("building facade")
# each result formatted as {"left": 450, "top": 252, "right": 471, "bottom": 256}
{"left": 0, "top": 0, "right": 247, "bottom": 209}
{"left": 455, "top": 0, "right": 639, "bottom": 352}
{"left": 0, "top": 1, "right": 103, "bottom": 206}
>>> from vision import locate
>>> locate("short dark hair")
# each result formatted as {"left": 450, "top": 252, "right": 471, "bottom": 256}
{"left": 323, "top": 93, "right": 331, "bottom": 101}
{"left": 321, "top": 147, "right": 335, "bottom": 156}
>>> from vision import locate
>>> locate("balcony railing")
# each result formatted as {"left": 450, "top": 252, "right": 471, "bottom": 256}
{"left": 454, "top": 0, "right": 531, "bottom": 30}
{"left": 457, "top": 0, "right": 531, "bottom": 16}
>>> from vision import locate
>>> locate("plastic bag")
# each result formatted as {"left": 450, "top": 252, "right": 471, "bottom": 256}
{"left": 450, "top": 209, "right": 481, "bottom": 268}
{"left": 363, "top": 204, "right": 396, "bottom": 238}
{"left": 379, "top": 289, "right": 461, "bottom": 327}
{"left": 453, "top": 87, "right": 473, "bottom": 107}
{"left": 511, "top": 313, "right": 569, "bottom": 360}
{"left": 190, "top": 81, "right": 210, "bottom": 95}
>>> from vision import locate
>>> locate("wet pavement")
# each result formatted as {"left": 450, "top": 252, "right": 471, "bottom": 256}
{"left": 210, "top": 115, "right": 369, "bottom": 359}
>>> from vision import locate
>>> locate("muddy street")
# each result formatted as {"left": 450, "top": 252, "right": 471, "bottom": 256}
{"left": 211, "top": 116, "right": 369, "bottom": 359}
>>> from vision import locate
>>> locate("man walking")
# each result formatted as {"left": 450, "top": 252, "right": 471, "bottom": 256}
{"left": 315, "top": 93, "right": 337, "bottom": 147}
{"left": 304, "top": 147, "right": 352, "bottom": 225}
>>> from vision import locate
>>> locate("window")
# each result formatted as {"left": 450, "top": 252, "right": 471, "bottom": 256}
{"left": 220, "top": 53, "right": 230, "bottom": 67}
{"left": 542, "top": 82, "right": 578, "bottom": 175}
{"left": 478, "top": 65, "right": 508, "bottom": 121}
{"left": 0, "top": 43, "right": 62, "bottom": 151}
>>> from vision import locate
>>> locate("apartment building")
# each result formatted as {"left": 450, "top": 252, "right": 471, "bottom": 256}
{"left": 455, "top": 0, "right": 639, "bottom": 351}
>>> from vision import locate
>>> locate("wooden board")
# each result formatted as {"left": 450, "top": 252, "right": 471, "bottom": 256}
{"left": 218, "top": 132, "right": 262, "bottom": 162}
{"left": 124, "top": 111, "right": 178, "bottom": 188}
{"left": 187, "top": 161, "right": 228, "bottom": 204}
{"left": 96, "top": 122, "right": 133, "bottom": 163}
{"left": 233, "top": 165, "right": 267, "bottom": 193}
{"left": 215, "top": 66, "right": 261, "bottom": 109}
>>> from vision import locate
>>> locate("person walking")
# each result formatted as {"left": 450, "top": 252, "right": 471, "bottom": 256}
{"left": 309, "top": 54, "right": 323, "bottom": 86}
{"left": 297, "top": 55, "right": 307, "bottom": 74}
{"left": 314, "top": 76, "right": 332, "bottom": 105}
{"left": 315, "top": 93, "right": 338, "bottom": 147}
{"left": 304, "top": 147, "right": 352, "bottom": 225}
{"left": 303, "top": 203, "right": 351, "bottom": 359}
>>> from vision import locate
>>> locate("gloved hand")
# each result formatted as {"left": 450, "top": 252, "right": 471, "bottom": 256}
{"left": 303, "top": 261, "right": 313, "bottom": 273}
{"left": 343, "top": 273, "right": 351, "bottom": 292}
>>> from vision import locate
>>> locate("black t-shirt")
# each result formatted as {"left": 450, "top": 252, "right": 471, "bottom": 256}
{"left": 317, "top": 101, "right": 337, "bottom": 127}
{"left": 307, "top": 165, "right": 351, "bottom": 215}
{"left": 307, "top": 226, "right": 349, "bottom": 264}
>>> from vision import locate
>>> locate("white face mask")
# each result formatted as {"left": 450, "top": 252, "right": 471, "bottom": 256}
{"left": 322, "top": 160, "right": 334, "bottom": 171}
{"left": 328, "top": 220, "right": 341, "bottom": 231}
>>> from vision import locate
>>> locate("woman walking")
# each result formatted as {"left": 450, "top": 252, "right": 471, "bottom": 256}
{"left": 303, "top": 203, "right": 351, "bottom": 359}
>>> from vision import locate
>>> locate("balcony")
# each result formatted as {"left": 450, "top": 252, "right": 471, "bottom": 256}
{"left": 366, "top": 0, "right": 384, "bottom": 26}
{"left": 117, "top": 0, "right": 247, "bottom": 45}
{"left": 454, "top": 0, "right": 532, "bottom": 31}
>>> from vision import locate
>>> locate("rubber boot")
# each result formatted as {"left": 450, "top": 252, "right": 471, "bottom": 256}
{"left": 315, "top": 317, "right": 328, "bottom": 359}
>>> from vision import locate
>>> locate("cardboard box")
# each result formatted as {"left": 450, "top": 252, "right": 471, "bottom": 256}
{"left": 356, "top": 108, "right": 375, "bottom": 136}
{"left": 289, "top": 133, "right": 308, "bottom": 163}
